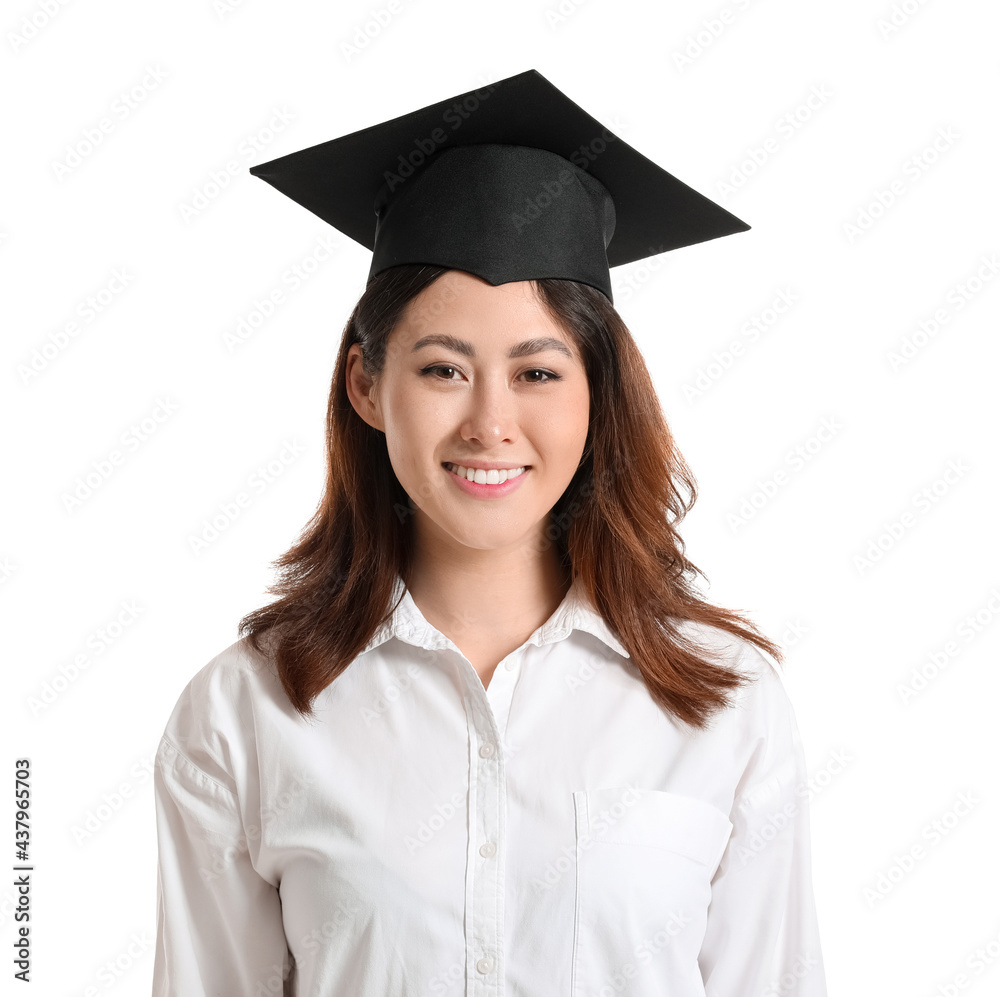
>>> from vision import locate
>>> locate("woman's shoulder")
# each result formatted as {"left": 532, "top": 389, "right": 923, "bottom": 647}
{"left": 166, "top": 634, "right": 277, "bottom": 714}
{"left": 673, "top": 618, "right": 797, "bottom": 731}
{"left": 155, "top": 636, "right": 283, "bottom": 786}
{"left": 673, "top": 618, "right": 780, "bottom": 680}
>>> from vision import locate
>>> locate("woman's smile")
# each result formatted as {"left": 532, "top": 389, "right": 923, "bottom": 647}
{"left": 442, "top": 461, "right": 531, "bottom": 499}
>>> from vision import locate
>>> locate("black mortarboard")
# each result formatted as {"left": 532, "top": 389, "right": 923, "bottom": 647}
{"left": 248, "top": 69, "right": 749, "bottom": 303}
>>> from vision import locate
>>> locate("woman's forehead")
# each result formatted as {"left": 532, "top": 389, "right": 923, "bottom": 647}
{"left": 392, "top": 275, "right": 580, "bottom": 357}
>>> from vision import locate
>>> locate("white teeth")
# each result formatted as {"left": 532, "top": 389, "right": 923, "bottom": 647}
{"left": 446, "top": 463, "right": 525, "bottom": 485}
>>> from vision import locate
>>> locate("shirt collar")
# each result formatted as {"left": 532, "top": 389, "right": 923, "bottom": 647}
{"left": 361, "top": 573, "right": 629, "bottom": 659}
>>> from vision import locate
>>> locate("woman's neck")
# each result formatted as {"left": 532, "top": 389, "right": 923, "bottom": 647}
{"left": 404, "top": 518, "right": 571, "bottom": 660}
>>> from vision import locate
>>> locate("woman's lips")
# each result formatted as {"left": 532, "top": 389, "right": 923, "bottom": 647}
{"left": 442, "top": 462, "right": 530, "bottom": 499}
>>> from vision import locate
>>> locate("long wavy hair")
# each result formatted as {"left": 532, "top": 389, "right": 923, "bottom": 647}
{"left": 238, "top": 264, "right": 782, "bottom": 730}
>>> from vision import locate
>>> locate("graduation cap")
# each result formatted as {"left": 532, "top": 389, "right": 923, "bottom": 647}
{"left": 248, "top": 69, "right": 749, "bottom": 303}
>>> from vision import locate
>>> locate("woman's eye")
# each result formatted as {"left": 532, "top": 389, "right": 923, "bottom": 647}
{"left": 522, "top": 369, "right": 560, "bottom": 383}
{"left": 422, "top": 365, "right": 459, "bottom": 380}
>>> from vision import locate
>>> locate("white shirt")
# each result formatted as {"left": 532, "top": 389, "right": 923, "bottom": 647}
{"left": 151, "top": 574, "right": 828, "bottom": 997}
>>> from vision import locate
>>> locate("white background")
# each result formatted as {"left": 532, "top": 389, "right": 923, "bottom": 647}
{"left": 3, "top": 0, "right": 999, "bottom": 994}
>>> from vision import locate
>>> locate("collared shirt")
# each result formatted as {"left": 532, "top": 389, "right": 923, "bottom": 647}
{"left": 151, "top": 574, "right": 828, "bottom": 997}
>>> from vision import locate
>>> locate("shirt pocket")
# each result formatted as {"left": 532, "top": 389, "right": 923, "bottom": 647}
{"left": 570, "top": 786, "right": 733, "bottom": 997}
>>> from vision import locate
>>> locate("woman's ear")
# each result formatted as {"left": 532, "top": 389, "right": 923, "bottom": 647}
{"left": 345, "top": 344, "right": 384, "bottom": 432}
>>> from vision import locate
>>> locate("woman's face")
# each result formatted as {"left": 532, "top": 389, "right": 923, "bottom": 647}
{"left": 347, "top": 270, "right": 591, "bottom": 558}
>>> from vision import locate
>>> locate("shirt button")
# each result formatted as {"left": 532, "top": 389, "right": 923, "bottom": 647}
{"left": 476, "top": 956, "right": 495, "bottom": 974}
{"left": 478, "top": 742, "right": 495, "bottom": 758}
{"left": 479, "top": 841, "right": 497, "bottom": 858}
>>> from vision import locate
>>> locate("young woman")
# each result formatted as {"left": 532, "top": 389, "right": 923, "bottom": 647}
{"left": 152, "top": 71, "right": 828, "bottom": 996}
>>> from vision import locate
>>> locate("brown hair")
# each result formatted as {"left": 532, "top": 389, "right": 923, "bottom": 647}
{"left": 238, "top": 264, "right": 783, "bottom": 730}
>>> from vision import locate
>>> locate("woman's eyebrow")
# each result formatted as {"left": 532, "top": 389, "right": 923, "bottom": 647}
{"left": 410, "top": 334, "right": 573, "bottom": 359}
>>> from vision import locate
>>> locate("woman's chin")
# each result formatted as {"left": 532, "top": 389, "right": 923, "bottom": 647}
{"left": 416, "top": 512, "right": 540, "bottom": 557}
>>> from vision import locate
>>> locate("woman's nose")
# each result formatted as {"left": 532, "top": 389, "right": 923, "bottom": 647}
{"left": 459, "top": 377, "right": 519, "bottom": 446}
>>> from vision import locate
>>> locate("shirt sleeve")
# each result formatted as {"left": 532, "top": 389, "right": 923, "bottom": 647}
{"left": 697, "top": 647, "right": 828, "bottom": 997}
{"left": 151, "top": 663, "right": 293, "bottom": 996}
